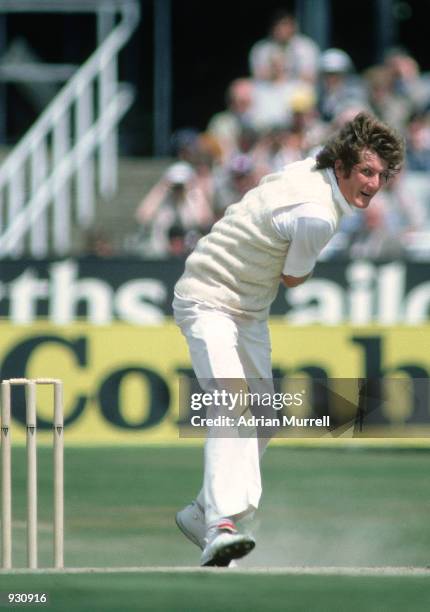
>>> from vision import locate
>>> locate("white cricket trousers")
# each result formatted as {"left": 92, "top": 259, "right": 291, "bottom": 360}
{"left": 173, "top": 295, "right": 273, "bottom": 526}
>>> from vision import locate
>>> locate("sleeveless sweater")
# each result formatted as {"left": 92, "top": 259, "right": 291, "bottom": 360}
{"left": 175, "top": 158, "right": 343, "bottom": 320}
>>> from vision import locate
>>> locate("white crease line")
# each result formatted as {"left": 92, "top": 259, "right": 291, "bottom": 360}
{"left": 1, "top": 566, "right": 430, "bottom": 576}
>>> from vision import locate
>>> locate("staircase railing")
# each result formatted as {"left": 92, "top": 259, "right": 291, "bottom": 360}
{"left": 0, "top": 0, "right": 140, "bottom": 257}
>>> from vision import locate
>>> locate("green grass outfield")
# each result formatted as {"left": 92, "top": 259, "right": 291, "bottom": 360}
{"left": 1, "top": 446, "right": 430, "bottom": 610}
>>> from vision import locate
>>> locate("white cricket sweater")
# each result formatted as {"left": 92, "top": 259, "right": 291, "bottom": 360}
{"left": 174, "top": 158, "right": 345, "bottom": 320}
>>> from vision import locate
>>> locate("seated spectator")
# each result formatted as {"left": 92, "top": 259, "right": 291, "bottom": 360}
{"left": 170, "top": 128, "right": 201, "bottom": 163}
{"left": 251, "top": 46, "right": 316, "bottom": 133}
{"left": 207, "top": 78, "right": 256, "bottom": 162}
{"left": 383, "top": 47, "right": 430, "bottom": 113}
{"left": 251, "top": 125, "right": 305, "bottom": 175}
{"left": 212, "top": 154, "right": 259, "bottom": 218}
{"left": 249, "top": 10, "right": 320, "bottom": 83}
{"left": 347, "top": 172, "right": 427, "bottom": 259}
{"left": 190, "top": 132, "right": 223, "bottom": 204}
{"left": 135, "top": 162, "right": 213, "bottom": 258}
{"left": 405, "top": 111, "right": 430, "bottom": 171}
{"left": 83, "top": 228, "right": 115, "bottom": 258}
{"left": 364, "top": 65, "right": 412, "bottom": 131}
{"left": 317, "top": 48, "right": 368, "bottom": 122}
{"left": 288, "top": 89, "right": 327, "bottom": 152}
{"left": 219, "top": 125, "right": 259, "bottom": 162}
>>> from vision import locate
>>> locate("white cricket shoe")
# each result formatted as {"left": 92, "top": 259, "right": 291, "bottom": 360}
{"left": 175, "top": 501, "right": 206, "bottom": 550}
{"left": 200, "top": 519, "right": 255, "bottom": 567}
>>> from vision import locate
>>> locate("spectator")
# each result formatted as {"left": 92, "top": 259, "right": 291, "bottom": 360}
{"left": 170, "top": 128, "right": 201, "bottom": 164}
{"left": 189, "top": 132, "right": 223, "bottom": 205}
{"left": 251, "top": 46, "right": 316, "bottom": 133}
{"left": 212, "top": 154, "right": 259, "bottom": 218}
{"left": 383, "top": 47, "right": 430, "bottom": 113}
{"left": 288, "top": 88, "right": 327, "bottom": 152}
{"left": 317, "top": 48, "right": 368, "bottom": 122}
{"left": 250, "top": 123, "right": 310, "bottom": 176}
{"left": 405, "top": 111, "right": 430, "bottom": 171}
{"left": 83, "top": 228, "right": 115, "bottom": 258}
{"left": 249, "top": 10, "right": 320, "bottom": 83}
{"left": 257, "top": 88, "right": 325, "bottom": 170}
{"left": 236, "top": 125, "right": 261, "bottom": 156}
{"left": 364, "top": 65, "right": 412, "bottom": 131}
{"left": 135, "top": 162, "right": 213, "bottom": 258}
{"left": 347, "top": 172, "right": 427, "bottom": 258}
{"left": 207, "top": 78, "right": 256, "bottom": 162}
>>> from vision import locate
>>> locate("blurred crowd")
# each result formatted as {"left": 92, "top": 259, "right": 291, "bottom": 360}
{"left": 132, "top": 10, "right": 430, "bottom": 261}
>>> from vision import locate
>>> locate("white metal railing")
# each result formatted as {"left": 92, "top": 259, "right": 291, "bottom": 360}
{"left": 0, "top": 0, "right": 140, "bottom": 257}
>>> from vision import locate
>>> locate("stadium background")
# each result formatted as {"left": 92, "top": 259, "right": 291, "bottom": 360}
{"left": 4, "top": 0, "right": 430, "bottom": 152}
{"left": 1, "top": 1, "right": 430, "bottom": 610}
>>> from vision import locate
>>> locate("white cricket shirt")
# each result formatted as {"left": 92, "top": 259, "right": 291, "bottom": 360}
{"left": 272, "top": 168, "right": 353, "bottom": 276}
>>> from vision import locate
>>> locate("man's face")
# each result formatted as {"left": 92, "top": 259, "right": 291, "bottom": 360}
{"left": 272, "top": 17, "right": 295, "bottom": 43}
{"left": 335, "top": 149, "right": 388, "bottom": 209}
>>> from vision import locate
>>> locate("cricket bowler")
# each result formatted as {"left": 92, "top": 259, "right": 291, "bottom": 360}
{"left": 173, "top": 112, "right": 404, "bottom": 566}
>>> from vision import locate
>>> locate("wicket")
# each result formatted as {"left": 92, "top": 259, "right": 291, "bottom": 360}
{"left": 1, "top": 378, "right": 64, "bottom": 570}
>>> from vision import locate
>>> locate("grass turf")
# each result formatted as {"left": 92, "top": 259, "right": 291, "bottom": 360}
{"left": 2, "top": 573, "right": 430, "bottom": 612}
{"left": 1, "top": 446, "right": 430, "bottom": 609}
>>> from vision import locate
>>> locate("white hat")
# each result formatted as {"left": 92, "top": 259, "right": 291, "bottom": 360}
{"left": 320, "top": 48, "right": 353, "bottom": 73}
{"left": 165, "top": 162, "right": 195, "bottom": 184}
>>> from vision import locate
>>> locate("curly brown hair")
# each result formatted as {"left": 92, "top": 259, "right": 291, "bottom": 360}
{"left": 316, "top": 112, "right": 404, "bottom": 179}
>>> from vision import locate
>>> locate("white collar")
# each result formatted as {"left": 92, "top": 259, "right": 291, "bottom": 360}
{"left": 325, "top": 167, "right": 354, "bottom": 216}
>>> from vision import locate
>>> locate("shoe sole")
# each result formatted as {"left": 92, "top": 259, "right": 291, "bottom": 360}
{"left": 202, "top": 538, "right": 255, "bottom": 567}
{"left": 175, "top": 512, "right": 204, "bottom": 550}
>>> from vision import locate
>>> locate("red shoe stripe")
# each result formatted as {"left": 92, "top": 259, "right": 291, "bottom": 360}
{"left": 217, "top": 520, "right": 237, "bottom": 532}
